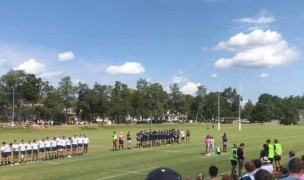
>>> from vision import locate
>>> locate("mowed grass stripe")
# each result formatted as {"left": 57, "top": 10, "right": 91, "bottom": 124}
{"left": 0, "top": 124, "right": 304, "bottom": 180}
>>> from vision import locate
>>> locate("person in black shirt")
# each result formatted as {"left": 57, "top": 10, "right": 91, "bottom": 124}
{"left": 260, "top": 144, "right": 269, "bottom": 158}
{"left": 222, "top": 133, "right": 228, "bottom": 152}
{"left": 237, "top": 143, "right": 245, "bottom": 177}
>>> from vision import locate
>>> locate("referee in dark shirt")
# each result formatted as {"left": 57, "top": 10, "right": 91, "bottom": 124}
{"left": 237, "top": 143, "right": 245, "bottom": 177}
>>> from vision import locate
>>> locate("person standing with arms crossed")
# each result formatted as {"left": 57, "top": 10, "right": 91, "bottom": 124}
{"left": 237, "top": 143, "right": 245, "bottom": 177}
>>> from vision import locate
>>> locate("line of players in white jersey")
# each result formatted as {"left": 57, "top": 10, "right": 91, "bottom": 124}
{"left": 1, "top": 134, "right": 89, "bottom": 167}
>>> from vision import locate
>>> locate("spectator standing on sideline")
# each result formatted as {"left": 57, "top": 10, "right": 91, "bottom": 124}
{"left": 237, "top": 143, "right": 245, "bottom": 177}
{"left": 222, "top": 133, "right": 228, "bottom": 152}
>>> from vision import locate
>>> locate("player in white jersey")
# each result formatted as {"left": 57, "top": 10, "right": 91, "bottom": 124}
{"left": 51, "top": 137, "right": 57, "bottom": 159}
{"left": 7, "top": 143, "right": 12, "bottom": 165}
{"left": 83, "top": 135, "right": 89, "bottom": 155}
{"left": 77, "top": 134, "right": 83, "bottom": 155}
{"left": 65, "top": 137, "right": 72, "bottom": 157}
{"left": 61, "top": 136, "right": 67, "bottom": 157}
{"left": 12, "top": 140, "right": 19, "bottom": 165}
{"left": 1, "top": 142, "right": 9, "bottom": 167}
{"left": 44, "top": 137, "right": 51, "bottom": 160}
{"left": 71, "top": 135, "right": 77, "bottom": 156}
{"left": 25, "top": 140, "right": 32, "bottom": 163}
{"left": 19, "top": 140, "right": 26, "bottom": 164}
{"left": 32, "top": 139, "right": 39, "bottom": 162}
{"left": 38, "top": 139, "right": 45, "bottom": 161}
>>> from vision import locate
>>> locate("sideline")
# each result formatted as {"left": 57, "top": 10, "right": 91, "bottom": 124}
{"left": 96, "top": 166, "right": 157, "bottom": 180}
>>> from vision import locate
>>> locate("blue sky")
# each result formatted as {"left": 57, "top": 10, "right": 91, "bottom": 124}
{"left": 0, "top": 0, "right": 303, "bottom": 103}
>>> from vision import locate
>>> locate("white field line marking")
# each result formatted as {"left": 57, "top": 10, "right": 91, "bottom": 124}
{"left": 104, "top": 168, "right": 146, "bottom": 175}
{"left": 43, "top": 161, "right": 60, "bottom": 165}
{"left": 97, "top": 166, "right": 157, "bottom": 180}
{"left": 162, "top": 150, "right": 194, "bottom": 154}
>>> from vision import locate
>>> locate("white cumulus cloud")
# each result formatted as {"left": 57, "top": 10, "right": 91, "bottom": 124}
{"left": 234, "top": 10, "right": 275, "bottom": 25}
{"left": 106, "top": 61, "right": 145, "bottom": 75}
{"left": 172, "top": 76, "right": 183, "bottom": 84}
{"left": 260, "top": 73, "right": 269, "bottom": 78}
{"left": 39, "top": 71, "right": 64, "bottom": 79}
{"left": 210, "top": 73, "right": 218, "bottom": 78}
{"left": 58, "top": 51, "right": 74, "bottom": 62}
{"left": 214, "top": 29, "right": 299, "bottom": 68}
{"left": 13, "top": 59, "right": 46, "bottom": 74}
{"left": 181, "top": 82, "right": 201, "bottom": 95}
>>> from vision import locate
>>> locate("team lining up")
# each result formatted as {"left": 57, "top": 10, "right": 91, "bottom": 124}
{"left": 112, "top": 128, "right": 191, "bottom": 150}
{"left": 1, "top": 134, "right": 89, "bottom": 167}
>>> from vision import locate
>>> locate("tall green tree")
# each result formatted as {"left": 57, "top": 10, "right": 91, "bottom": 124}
{"left": 58, "top": 76, "right": 76, "bottom": 124}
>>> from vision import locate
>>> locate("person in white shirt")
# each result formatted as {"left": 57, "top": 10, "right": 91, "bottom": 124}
{"left": 44, "top": 137, "right": 51, "bottom": 160}
{"left": 83, "top": 135, "right": 89, "bottom": 154}
{"left": 77, "top": 134, "right": 83, "bottom": 155}
{"left": 38, "top": 139, "right": 45, "bottom": 161}
{"left": 32, "top": 139, "right": 39, "bottom": 162}
{"left": 51, "top": 137, "right": 57, "bottom": 159}
{"left": 19, "top": 140, "right": 26, "bottom": 164}
{"left": 180, "top": 130, "right": 185, "bottom": 143}
{"left": 72, "top": 135, "right": 78, "bottom": 156}
{"left": 61, "top": 136, "right": 67, "bottom": 157}
{"left": 1, "top": 142, "right": 9, "bottom": 167}
{"left": 66, "top": 137, "right": 72, "bottom": 157}
{"left": 12, "top": 140, "right": 19, "bottom": 165}
{"left": 25, "top": 140, "right": 32, "bottom": 163}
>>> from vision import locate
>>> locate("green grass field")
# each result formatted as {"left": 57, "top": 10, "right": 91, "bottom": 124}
{"left": 0, "top": 123, "right": 304, "bottom": 180}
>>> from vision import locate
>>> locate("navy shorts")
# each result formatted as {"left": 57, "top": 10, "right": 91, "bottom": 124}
{"left": 1, "top": 152, "right": 7, "bottom": 158}
{"left": 33, "top": 149, "right": 38, "bottom": 154}
{"left": 27, "top": 150, "right": 32, "bottom": 154}
{"left": 84, "top": 144, "right": 88, "bottom": 148}
{"left": 78, "top": 144, "right": 83, "bottom": 147}
{"left": 231, "top": 160, "right": 237, "bottom": 166}
{"left": 39, "top": 148, "right": 45, "bottom": 153}
{"left": 51, "top": 147, "right": 57, "bottom": 151}
{"left": 13, "top": 151, "right": 19, "bottom": 156}
{"left": 274, "top": 156, "right": 281, "bottom": 161}
{"left": 66, "top": 145, "right": 71, "bottom": 149}
{"left": 45, "top": 147, "right": 51, "bottom": 152}
{"left": 72, "top": 144, "right": 77, "bottom": 148}
{"left": 21, "top": 151, "right": 26, "bottom": 155}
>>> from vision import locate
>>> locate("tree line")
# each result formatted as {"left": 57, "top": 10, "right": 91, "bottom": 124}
{"left": 0, "top": 70, "right": 303, "bottom": 125}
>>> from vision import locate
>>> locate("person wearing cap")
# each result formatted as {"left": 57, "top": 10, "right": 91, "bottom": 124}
{"left": 280, "top": 157, "right": 303, "bottom": 180}
{"left": 146, "top": 167, "right": 182, "bottom": 180}
{"left": 229, "top": 143, "right": 238, "bottom": 174}
{"left": 273, "top": 139, "right": 283, "bottom": 172}
{"left": 260, "top": 156, "right": 274, "bottom": 174}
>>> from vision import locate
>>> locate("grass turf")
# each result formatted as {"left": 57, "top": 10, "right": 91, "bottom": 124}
{"left": 0, "top": 123, "right": 304, "bottom": 180}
